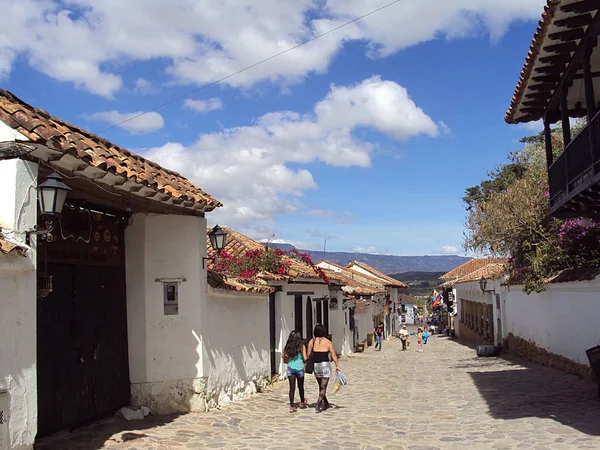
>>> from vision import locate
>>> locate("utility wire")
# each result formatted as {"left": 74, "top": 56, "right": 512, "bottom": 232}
{"left": 95, "top": 0, "right": 403, "bottom": 134}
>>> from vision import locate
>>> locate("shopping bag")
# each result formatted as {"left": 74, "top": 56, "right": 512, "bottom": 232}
{"left": 333, "top": 370, "right": 348, "bottom": 393}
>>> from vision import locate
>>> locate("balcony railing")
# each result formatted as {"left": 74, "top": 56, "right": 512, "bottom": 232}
{"left": 549, "top": 109, "right": 600, "bottom": 210}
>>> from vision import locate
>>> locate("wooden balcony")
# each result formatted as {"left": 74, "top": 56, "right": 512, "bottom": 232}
{"left": 549, "top": 109, "right": 600, "bottom": 218}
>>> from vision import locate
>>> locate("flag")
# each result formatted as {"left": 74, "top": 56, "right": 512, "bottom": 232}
{"left": 432, "top": 290, "right": 442, "bottom": 307}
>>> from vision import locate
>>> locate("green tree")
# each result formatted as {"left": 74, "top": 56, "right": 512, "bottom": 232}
{"left": 462, "top": 121, "right": 594, "bottom": 293}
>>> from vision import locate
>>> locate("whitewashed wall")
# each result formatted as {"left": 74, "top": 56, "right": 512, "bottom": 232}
{"left": 203, "top": 288, "right": 270, "bottom": 409}
{"left": 503, "top": 278, "right": 600, "bottom": 365}
{"left": 0, "top": 158, "right": 38, "bottom": 450}
{"left": 125, "top": 213, "right": 207, "bottom": 414}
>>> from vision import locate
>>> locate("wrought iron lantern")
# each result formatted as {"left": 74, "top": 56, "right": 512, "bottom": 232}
{"left": 203, "top": 225, "right": 228, "bottom": 268}
{"left": 27, "top": 172, "right": 71, "bottom": 243}
{"left": 479, "top": 276, "right": 495, "bottom": 293}
{"left": 38, "top": 172, "right": 71, "bottom": 217}
{"left": 208, "top": 224, "right": 227, "bottom": 252}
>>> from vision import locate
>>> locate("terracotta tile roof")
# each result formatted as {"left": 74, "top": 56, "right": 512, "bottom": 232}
{"left": 452, "top": 263, "right": 507, "bottom": 285}
{"left": 0, "top": 90, "right": 221, "bottom": 213}
{"left": 207, "top": 269, "right": 274, "bottom": 295}
{"left": 317, "top": 259, "right": 392, "bottom": 289}
{"left": 398, "top": 294, "right": 418, "bottom": 304}
{"left": 206, "top": 227, "right": 323, "bottom": 281}
{"left": 505, "top": 1, "right": 600, "bottom": 124}
{"left": 440, "top": 258, "right": 508, "bottom": 281}
{"left": 320, "top": 268, "right": 385, "bottom": 296}
{"left": 0, "top": 230, "right": 27, "bottom": 256}
{"left": 346, "top": 261, "right": 407, "bottom": 288}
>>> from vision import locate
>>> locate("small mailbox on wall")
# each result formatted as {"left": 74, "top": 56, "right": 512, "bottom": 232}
{"left": 155, "top": 278, "right": 186, "bottom": 316}
{"left": 163, "top": 283, "right": 178, "bottom": 315}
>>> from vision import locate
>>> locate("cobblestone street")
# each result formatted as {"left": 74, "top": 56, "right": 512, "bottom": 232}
{"left": 36, "top": 333, "right": 600, "bottom": 450}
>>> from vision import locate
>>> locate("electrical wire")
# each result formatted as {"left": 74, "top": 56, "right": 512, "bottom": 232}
{"left": 94, "top": 0, "right": 403, "bottom": 134}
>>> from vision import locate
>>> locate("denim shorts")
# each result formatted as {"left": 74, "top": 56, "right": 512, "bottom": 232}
{"left": 287, "top": 367, "right": 304, "bottom": 377}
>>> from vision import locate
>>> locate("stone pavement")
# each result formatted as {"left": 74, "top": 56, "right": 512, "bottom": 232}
{"left": 35, "top": 333, "right": 600, "bottom": 450}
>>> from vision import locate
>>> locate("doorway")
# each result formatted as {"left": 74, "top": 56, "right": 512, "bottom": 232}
{"left": 36, "top": 205, "right": 130, "bottom": 436}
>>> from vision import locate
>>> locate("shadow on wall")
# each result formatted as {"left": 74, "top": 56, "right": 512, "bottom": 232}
{"left": 202, "top": 337, "right": 270, "bottom": 408}
{"left": 468, "top": 364, "right": 600, "bottom": 436}
{"left": 34, "top": 413, "right": 181, "bottom": 450}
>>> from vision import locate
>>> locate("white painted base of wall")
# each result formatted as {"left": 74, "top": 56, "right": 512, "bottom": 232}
{"left": 131, "top": 376, "right": 270, "bottom": 414}
{"left": 131, "top": 378, "right": 208, "bottom": 415}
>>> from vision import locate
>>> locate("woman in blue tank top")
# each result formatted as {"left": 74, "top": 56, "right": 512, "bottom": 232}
{"left": 282, "top": 330, "right": 308, "bottom": 412}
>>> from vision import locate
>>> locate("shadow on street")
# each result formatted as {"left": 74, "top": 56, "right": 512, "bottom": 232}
{"left": 34, "top": 413, "right": 181, "bottom": 450}
{"left": 469, "top": 366, "right": 600, "bottom": 436}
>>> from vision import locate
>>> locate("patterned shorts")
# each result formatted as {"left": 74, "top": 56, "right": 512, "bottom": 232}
{"left": 314, "top": 362, "right": 332, "bottom": 378}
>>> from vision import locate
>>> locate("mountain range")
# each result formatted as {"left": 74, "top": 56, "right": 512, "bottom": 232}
{"left": 270, "top": 244, "right": 469, "bottom": 274}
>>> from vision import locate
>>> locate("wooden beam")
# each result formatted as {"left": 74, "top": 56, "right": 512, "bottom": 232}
{"left": 534, "top": 64, "right": 567, "bottom": 74}
{"left": 561, "top": 87, "right": 571, "bottom": 147}
{"left": 543, "top": 41, "right": 578, "bottom": 54}
{"left": 528, "top": 84, "right": 555, "bottom": 92}
{"left": 583, "top": 41, "right": 597, "bottom": 119}
{"left": 573, "top": 71, "right": 600, "bottom": 79}
{"left": 525, "top": 92, "right": 552, "bottom": 100}
{"left": 548, "top": 28, "right": 585, "bottom": 42}
{"left": 545, "top": 119, "right": 553, "bottom": 169}
{"left": 539, "top": 53, "right": 573, "bottom": 65}
{"left": 554, "top": 13, "right": 594, "bottom": 29}
{"left": 544, "top": 12, "right": 600, "bottom": 122}
{"left": 560, "top": 1, "right": 600, "bottom": 14}
{"left": 532, "top": 74, "right": 562, "bottom": 83}
{"left": 523, "top": 100, "right": 548, "bottom": 107}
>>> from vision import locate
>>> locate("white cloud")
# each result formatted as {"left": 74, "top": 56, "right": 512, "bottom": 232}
{"left": 184, "top": 97, "right": 223, "bottom": 113}
{"left": 440, "top": 245, "right": 462, "bottom": 255}
{"left": 305, "top": 229, "right": 337, "bottom": 240}
{"left": 0, "top": 0, "right": 545, "bottom": 96}
{"left": 85, "top": 110, "right": 164, "bottom": 134}
{"left": 350, "top": 246, "right": 389, "bottom": 255}
{"left": 145, "top": 77, "right": 438, "bottom": 226}
{"left": 134, "top": 78, "right": 158, "bottom": 95}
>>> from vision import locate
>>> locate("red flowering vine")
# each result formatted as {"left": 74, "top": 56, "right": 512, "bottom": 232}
{"left": 212, "top": 246, "right": 329, "bottom": 284}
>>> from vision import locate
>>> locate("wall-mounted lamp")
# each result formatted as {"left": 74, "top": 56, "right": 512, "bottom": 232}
{"left": 27, "top": 172, "right": 71, "bottom": 243}
{"left": 203, "top": 224, "right": 228, "bottom": 269}
{"left": 479, "top": 276, "right": 495, "bottom": 294}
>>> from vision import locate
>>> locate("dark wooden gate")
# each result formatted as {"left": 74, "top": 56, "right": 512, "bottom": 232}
{"left": 37, "top": 205, "right": 130, "bottom": 436}
{"left": 268, "top": 292, "right": 277, "bottom": 375}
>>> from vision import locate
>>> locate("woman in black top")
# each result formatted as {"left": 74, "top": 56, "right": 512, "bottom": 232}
{"left": 307, "top": 324, "right": 339, "bottom": 412}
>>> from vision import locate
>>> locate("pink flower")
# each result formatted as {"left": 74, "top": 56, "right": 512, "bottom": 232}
{"left": 277, "top": 267, "right": 285, "bottom": 275}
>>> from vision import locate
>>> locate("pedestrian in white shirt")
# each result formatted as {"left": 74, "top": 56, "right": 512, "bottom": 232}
{"left": 399, "top": 325, "right": 409, "bottom": 351}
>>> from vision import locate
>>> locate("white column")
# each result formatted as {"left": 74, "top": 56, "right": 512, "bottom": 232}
{"left": 0, "top": 158, "right": 38, "bottom": 450}
{"left": 125, "top": 213, "right": 207, "bottom": 414}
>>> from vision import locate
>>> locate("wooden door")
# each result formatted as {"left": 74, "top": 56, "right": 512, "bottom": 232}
{"left": 305, "top": 297, "right": 313, "bottom": 339}
{"left": 37, "top": 263, "right": 129, "bottom": 436}
{"left": 268, "top": 293, "right": 277, "bottom": 375}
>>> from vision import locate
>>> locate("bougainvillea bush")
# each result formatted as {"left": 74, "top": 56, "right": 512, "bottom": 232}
{"left": 212, "top": 247, "right": 330, "bottom": 284}
{"left": 464, "top": 121, "right": 600, "bottom": 293}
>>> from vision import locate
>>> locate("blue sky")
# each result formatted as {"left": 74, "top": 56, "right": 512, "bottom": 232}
{"left": 0, "top": 0, "right": 547, "bottom": 255}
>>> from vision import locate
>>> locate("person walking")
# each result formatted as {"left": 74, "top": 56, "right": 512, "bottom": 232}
{"left": 416, "top": 327, "right": 424, "bottom": 353}
{"left": 282, "top": 330, "right": 308, "bottom": 412}
{"left": 374, "top": 322, "right": 384, "bottom": 351}
{"left": 307, "top": 324, "right": 339, "bottom": 413}
{"left": 399, "top": 325, "right": 409, "bottom": 351}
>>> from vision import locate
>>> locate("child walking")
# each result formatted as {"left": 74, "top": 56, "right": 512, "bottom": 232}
{"left": 282, "top": 330, "right": 308, "bottom": 412}
{"left": 416, "top": 327, "right": 423, "bottom": 353}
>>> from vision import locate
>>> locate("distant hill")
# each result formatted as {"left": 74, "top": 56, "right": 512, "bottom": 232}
{"left": 389, "top": 271, "right": 447, "bottom": 297}
{"left": 269, "top": 244, "right": 469, "bottom": 274}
